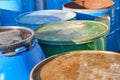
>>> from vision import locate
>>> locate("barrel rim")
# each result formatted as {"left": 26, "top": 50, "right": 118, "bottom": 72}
{"left": 16, "top": 10, "right": 76, "bottom": 25}
{"left": 36, "top": 20, "right": 109, "bottom": 45}
{"left": 30, "top": 50, "right": 120, "bottom": 80}
{"left": 0, "top": 26, "right": 35, "bottom": 53}
{"left": 63, "top": 1, "right": 113, "bottom": 10}
{"left": 63, "top": 1, "right": 113, "bottom": 17}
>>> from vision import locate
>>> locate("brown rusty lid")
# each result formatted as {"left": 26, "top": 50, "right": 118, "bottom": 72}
{"left": 74, "top": 0, "right": 114, "bottom": 9}
{"left": 30, "top": 50, "right": 120, "bottom": 80}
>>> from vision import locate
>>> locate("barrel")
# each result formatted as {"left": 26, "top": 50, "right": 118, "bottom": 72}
{"left": 16, "top": 10, "right": 76, "bottom": 30}
{"left": 109, "top": 0, "right": 120, "bottom": 32}
{"left": 0, "top": 13, "right": 1, "bottom": 25}
{"left": 34, "top": 0, "right": 45, "bottom": 10}
{"left": 107, "top": 29, "right": 120, "bottom": 52}
{"left": 36, "top": 20, "right": 109, "bottom": 57}
{"left": 107, "top": 0, "right": 120, "bottom": 52}
{"left": 45, "top": 0, "right": 72, "bottom": 10}
{"left": 63, "top": 1, "right": 112, "bottom": 20}
{"left": 21, "top": 0, "right": 34, "bottom": 12}
{"left": 30, "top": 50, "right": 120, "bottom": 80}
{"left": 63, "top": 1, "right": 120, "bottom": 52}
{"left": 0, "top": 27, "right": 45, "bottom": 80}
{"left": 0, "top": 0, "right": 21, "bottom": 11}
{"left": 0, "top": 0, "right": 22, "bottom": 25}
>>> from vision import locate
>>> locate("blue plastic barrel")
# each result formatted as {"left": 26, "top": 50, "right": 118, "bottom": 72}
{"left": 107, "top": 28, "right": 120, "bottom": 52}
{"left": 0, "top": 27, "right": 45, "bottom": 80}
{"left": 0, "top": 9, "right": 22, "bottom": 26}
{"left": 112, "top": 0, "right": 120, "bottom": 10}
{"left": 106, "top": 0, "right": 120, "bottom": 52}
{"left": 109, "top": 0, "right": 120, "bottom": 32}
{"left": 45, "top": 0, "right": 72, "bottom": 10}
{"left": 35, "top": 0, "right": 45, "bottom": 10}
{"left": 0, "top": 13, "right": 1, "bottom": 25}
{"left": 0, "top": 0, "right": 22, "bottom": 26}
{"left": 0, "top": 0, "right": 21, "bottom": 11}
{"left": 21, "top": 0, "right": 34, "bottom": 12}
{"left": 107, "top": 12, "right": 120, "bottom": 51}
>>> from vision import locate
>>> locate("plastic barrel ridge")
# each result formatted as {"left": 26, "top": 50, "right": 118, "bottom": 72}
{"left": 36, "top": 20, "right": 109, "bottom": 57}
{"left": 0, "top": 0, "right": 21, "bottom": 11}
{"left": 35, "top": 0, "right": 45, "bottom": 10}
{"left": 45, "top": 0, "right": 72, "bottom": 10}
{"left": 106, "top": 0, "right": 120, "bottom": 52}
{"left": 0, "top": 27, "right": 45, "bottom": 80}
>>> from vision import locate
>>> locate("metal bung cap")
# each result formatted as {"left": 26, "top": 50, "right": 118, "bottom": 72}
{"left": 0, "top": 26, "right": 35, "bottom": 56}
{"left": 36, "top": 20, "right": 109, "bottom": 45}
{"left": 16, "top": 10, "right": 76, "bottom": 25}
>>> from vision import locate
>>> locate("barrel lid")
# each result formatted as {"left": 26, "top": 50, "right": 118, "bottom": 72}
{"left": 36, "top": 20, "right": 109, "bottom": 44}
{"left": 16, "top": 10, "right": 76, "bottom": 25}
{"left": 0, "top": 27, "right": 35, "bottom": 56}
{"left": 63, "top": 1, "right": 111, "bottom": 17}
{"left": 30, "top": 50, "right": 120, "bottom": 80}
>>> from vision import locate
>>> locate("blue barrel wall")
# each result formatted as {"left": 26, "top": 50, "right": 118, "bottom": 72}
{"left": 0, "top": 9, "right": 21, "bottom": 26}
{"left": 35, "top": 0, "right": 45, "bottom": 10}
{"left": 109, "top": 0, "right": 120, "bottom": 32}
{"left": 0, "top": 0, "right": 22, "bottom": 26}
{"left": 21, "top": 0, "right": 34, "bottom": 12}
{"left": 0, "top": 0, "right": 34, "bottom": 26}
{"left": 106, "top": 0, "right": 120, "bottom": 52}
{"left": 45, "top": 0, "right": 72, "bottom": 10}
{"left": 107, "top": 28, "right": 120, "bottom": 52}
{"left": 0, "top": 0, "right": 22, "bottom": 11}
{"left": 0, "top": 13, "right": 1, "bottom": 25}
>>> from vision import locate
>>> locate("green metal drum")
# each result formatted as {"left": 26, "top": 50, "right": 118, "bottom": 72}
{"left": 36, "top": 20, "right": 109, "bottom": 57}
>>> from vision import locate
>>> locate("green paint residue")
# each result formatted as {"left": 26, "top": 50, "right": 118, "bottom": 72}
{"left": 36, "top": 20, "right": 108, "bottom": 43}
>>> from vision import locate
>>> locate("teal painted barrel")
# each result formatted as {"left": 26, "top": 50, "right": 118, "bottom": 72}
{"left": 16, "top": 10, "right": 76, "bottom": 30}
{"left": 36, "top": 20, "right": 109, "bottom": 57}
{"left": 0, "top": 0, "right": 21, "bottom": 11}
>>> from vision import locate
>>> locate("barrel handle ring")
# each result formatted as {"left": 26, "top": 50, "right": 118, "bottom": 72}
{"left": 0, "top": 40, "right": 37, "bottom": 57}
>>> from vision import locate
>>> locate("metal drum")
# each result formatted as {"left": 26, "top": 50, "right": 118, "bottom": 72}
{"left": 0, "top": 27, "right": 45, "bottom": 80}
{"left": 30, "top": 50, "right": 120, "bottom": 80}
{"left": 63, "top": 1, "right": 112, "bottom": 20}
{"left": 16, "top": 10, "right": 76, "bottom": 30}
{"left": 36, "top": 20, "right": 109, "bottom": 57}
